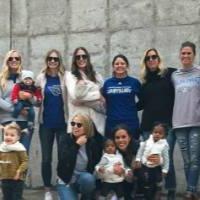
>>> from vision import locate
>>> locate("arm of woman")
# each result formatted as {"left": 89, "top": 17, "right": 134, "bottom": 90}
{"left": 0, "top": 89, "right": 13, "bottom": 112}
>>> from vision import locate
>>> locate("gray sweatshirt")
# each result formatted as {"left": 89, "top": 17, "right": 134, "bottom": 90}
{"left": 172, "top": 66, "right": 200, "bottom": 129}
{"left": 0, "top": 78, "right": 26, "bottom": 124}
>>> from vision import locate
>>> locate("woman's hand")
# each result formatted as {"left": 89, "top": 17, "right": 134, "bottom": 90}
{"left": 20, "top": 108, "right": 28, "bottom": 116}
{"left": 76, "top": 135, "right": 87, "bottom": 146}
{"left": 147, "top": 154, "right": 161, "bottom": 165}
{"left": 19, "top": 91, "right": 32, "bottom": 100}
{"left": 98, "top": 167, "right": 105, "bottom": 174}
{"left": 113, "top": 162, "right": 124, "bottom": 176}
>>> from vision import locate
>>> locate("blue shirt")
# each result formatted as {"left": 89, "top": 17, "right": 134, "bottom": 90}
{"left": 43, "top": 75, "right": 65, "bottom": 128}
{"left": 103, "top": 76, "right": 141, "bottom": 128}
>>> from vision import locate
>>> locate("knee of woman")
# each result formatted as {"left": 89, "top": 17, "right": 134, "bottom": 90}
{"left": 79, "top": 173, "right": 96, "bottom": 191}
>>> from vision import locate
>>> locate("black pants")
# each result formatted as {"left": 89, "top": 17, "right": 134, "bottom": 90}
{"left": 101, "top": 182, "right": 124, "bottom": 197}
{"left": 1, "top": 179, "right": 24, "bottom": 200}
{"left": 135, "top": 165, "right": 162, "bottom": 200}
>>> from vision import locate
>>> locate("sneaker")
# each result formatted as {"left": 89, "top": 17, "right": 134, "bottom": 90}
{"left": 44, "top": 191, "right": 53, "bottom": 200}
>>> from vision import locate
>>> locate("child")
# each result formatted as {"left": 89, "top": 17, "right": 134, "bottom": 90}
{"left": 0, "top": 122, "right": 28, "bottom": 200}
{"left": 95, "top": 139, "right": 130, "bottom": 200}
{"left": 11, "top": 70, "right": 42, "bottom": 130}
{"left": 134, "top": 123, "right": 169, "bottom": 200}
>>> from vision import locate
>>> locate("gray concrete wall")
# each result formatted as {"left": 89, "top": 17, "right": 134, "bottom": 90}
{"left": 0, "top": 0, "right": 200, "bottom": 192}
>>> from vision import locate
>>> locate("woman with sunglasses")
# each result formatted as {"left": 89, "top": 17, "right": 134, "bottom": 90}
{"left": 138, "top": 48, "right": 176, "bottom": 200}
{"left": 0, "top": 50, "right": 34, "bottom": 151}
{"left": 172, "top": 41, "right": 200, "bottom": 200}
{"left": 57, "top": 113, "right": 103, "bottom": 200}
{"left": 102, "top": 54, "right": 141, "bottom": 139}
{"left": 65, "top": 47, "right": 105, "bottom": 135}
{"left": 35, "top": 49, "right": 67, "bottom": 200}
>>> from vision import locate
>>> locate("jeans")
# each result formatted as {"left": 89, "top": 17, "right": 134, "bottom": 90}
{"left": 57, "top": 172, "right": 96, "bottom": 200}
{"left": 12, "top": 100, "right": 35, "bottom": 122}
{"left": 39, "top": 124, "right": 66, "bottom": 187}
{"left": 175, "top": 127, "right": 200, "bottom": 193}
{"left": 2, "top": 121, "right": 33, "bottom": 153}
{"left": 142, "top": 128, "right": 176, "bottom": 191}
{"left": 1, "top": 179, "right": 24, "bottom": 200}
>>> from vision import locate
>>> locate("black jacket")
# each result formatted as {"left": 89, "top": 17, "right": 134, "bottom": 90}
{"left": 138, "top": 68, "right": 176, "bottom": 131}
{"left": 57, "top": 133, "right": 103, "bottom": 184}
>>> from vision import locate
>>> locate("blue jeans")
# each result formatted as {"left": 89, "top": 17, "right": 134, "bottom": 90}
{"left": 12, "top": 100, "right": 35, "bottom": 122}
{"left": 57, "top": 172, "right": 96, "bottom": 200}
{"left": 142, "top": 128, "right": 176, "bottom": 191}
{"left": 39, "top": 124, "right": 66, "bottom": 187}
{"left": 175, "top": 127, "right": 200, "bottom": 193}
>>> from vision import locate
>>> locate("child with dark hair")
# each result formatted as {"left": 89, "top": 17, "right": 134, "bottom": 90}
{"left": 11, "top": 70, "right": 42, "bottom": 130}
{"left": 95, "top": 139, "right": 130, "bottom": 200}
{"left": 134, "top": 123, "right": 169, "bottom": 200}
{"left": 0, "top": 122, "right": 28, "bottom": 200}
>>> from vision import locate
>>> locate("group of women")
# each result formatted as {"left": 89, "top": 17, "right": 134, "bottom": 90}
{"left": 0, "top": 41, "right": 199, "bottom": 200}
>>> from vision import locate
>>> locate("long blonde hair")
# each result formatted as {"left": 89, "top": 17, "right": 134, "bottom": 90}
{"left": 140, "top": 48, "right": 166, "bottom": 83}
{"left": 0, "top": 50, "right": 22, "bottom": 90}
{"left": 40, "top": 49, "right": 65, "bottom": 76}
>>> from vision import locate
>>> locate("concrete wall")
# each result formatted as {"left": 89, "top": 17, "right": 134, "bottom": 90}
{"left": 1, "top": 0, "right": 200, "bottom": 191}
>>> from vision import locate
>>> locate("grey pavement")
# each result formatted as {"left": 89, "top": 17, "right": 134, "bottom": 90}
{"left": 0, "top": 189, "right": 184, "bottom": 200}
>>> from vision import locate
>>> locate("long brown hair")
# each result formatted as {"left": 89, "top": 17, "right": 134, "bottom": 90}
{"left": 71, "top": 47, "right": 97, "bottom": 82}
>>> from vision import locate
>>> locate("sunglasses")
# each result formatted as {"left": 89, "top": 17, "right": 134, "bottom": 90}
{"left": 145, "top": 55, "right": 159, "bottom": 62}
{"left": 71, "top": 121, "right": 83, "bottom": 128}
{"left": 75, "top": 54, "right": 88, "bottom": 61}
{"left": 47, "top": 56, "right": 60, "bottom": 62}
{"left": 8, "top": 57, "right": 20, "bottom": 62}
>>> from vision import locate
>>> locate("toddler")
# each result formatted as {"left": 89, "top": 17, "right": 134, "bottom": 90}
{"left": 95, "top": 139, "right": 130, "bottom": 200}
{"left": 0, "top": 122, "right": 28, "bottom": 200}
{"left": 11, "top": 70, "right": 42, "bottom": 130}
{"left": 134, "top": 123, "right": 169, "bottom": 200}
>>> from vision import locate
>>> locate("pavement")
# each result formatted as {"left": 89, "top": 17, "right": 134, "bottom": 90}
{"left": 0, "top": 189, "right": 185, "bottom": 200}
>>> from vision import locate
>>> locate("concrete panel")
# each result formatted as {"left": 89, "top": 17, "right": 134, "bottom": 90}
{"left": 110, "top": 29, "right": 153, "bottom": 74}
{"left": 110, "top": 0, "right": 154, "bottom": 31}
{"left": 70, "top": 0, "right": 106, "bottom": 32}
{"left": 154, "top": 25, "right": 200, "bottom": 68}
{"left": 0, "top": 37, "right": 10, "bottom": 66}
{"left": 0, "top": 2, "right": 10, "bottom": 37}
{"left": 29, "top": 0, "right": 67, "bottom": 35}
{"left": 156, "top": 0, "right": 200, "bottom": 26}
{"left": 30, "top": 34, "right": 65, "bottom": 58}
{"left": 12, "top": 0, "right": 27, "bottom": 35}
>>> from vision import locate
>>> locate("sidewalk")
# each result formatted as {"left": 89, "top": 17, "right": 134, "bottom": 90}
{"left": 0, "top": 188, "right": 184, "bottom": 200}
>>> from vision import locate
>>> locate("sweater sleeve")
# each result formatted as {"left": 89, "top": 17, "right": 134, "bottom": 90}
{"left": 135, "top": 142, "right": 145, "bottom": 162}
{"left": 0, "top": 90, "right": 13, "bottom": 112}
{"left": 17, "top": 151, "right": 28, "bottom": 173}
{"left": 161, "top": 144, "right": 169, "bottom": 173}
{"left": 11, "top": 84, "right": 20, "bottom": 102}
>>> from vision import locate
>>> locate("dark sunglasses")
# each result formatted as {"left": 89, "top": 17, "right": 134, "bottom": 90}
{"left": 8, "top": 57, "right": 20, "bottom": 62}
{"left": 71, "top": 121, "right": 83, "bottom": 128}
{"left": 75, "top": 54, "right": 88, "bottom": 61}
{"left": 145, "top": 55, "right": 159, "bottom": 62}
{"left": 47, "top": 56, "right": 60, "bottom": 62}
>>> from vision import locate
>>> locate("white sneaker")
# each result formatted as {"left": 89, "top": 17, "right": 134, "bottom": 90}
{"left": 44, "top": 191, "right": 53, "bottom": 200}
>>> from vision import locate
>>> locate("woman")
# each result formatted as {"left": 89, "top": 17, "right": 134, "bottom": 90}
{"left": 57, "top": 114, "right": 103, "bottom": 200}
{"left": 35, "top": 49, "right": 67, "bottom": 200}
{"left": 172, "top": 41, "right": 200, "bottom": 200}
{"left": 139, "top": 48, "right": 176, "bottom": 200}
{"left": 0, "top": 50, "right": 33, "bottom": 151}
{"left": 65, "top": 47, "right": 105, "bottom": 135}
{"left": 112, "top": 124, "right": 139, "bottom": 200}
{"left": 102, "top": 54, "right": 141, "bottom": 139}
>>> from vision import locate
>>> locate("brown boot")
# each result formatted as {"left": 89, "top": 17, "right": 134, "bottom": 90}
{"left": 184, "top": 192, "right": 193, "bottom": 200}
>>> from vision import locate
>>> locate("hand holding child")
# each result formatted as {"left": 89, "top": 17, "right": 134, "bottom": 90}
{"left": 13, "top": 170, "right": 20, "bottom": 180}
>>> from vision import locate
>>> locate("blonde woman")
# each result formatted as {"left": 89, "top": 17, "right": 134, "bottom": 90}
{"left": 0, "top": 50, "right": 33, "bottom": 151}
{"left": 57, "top": 114, "right": 103, "bottom": 200}
{"left": 138, "top": 48, "right": 176, "bottom": 200}
{"left": 35, "top": 49, "right": 68, "bottom": 200}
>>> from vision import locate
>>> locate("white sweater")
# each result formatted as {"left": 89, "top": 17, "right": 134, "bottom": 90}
{"left": 136, "top": 135, "right": 169, "bottom": 173}
{"left": 95, "top": 152, "right": 129, "bottom": 183}
{"left": 64, "top": 71, "right": 105, "bottom": 135}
